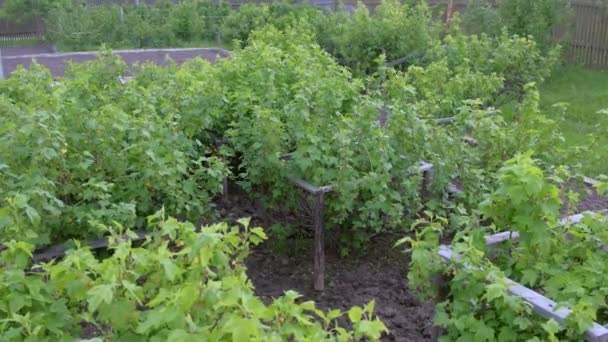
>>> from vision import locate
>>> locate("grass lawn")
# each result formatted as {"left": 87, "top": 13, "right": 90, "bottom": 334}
{"left": 540, "top": 66, "right": 608, "bottom": 177}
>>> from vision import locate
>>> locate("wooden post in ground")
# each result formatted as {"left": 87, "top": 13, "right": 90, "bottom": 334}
{"left": 430, "top": 271, "right": 449, "bottom": 341}
{"left": 313, "top": 191, "right": 326, "bottom": 291}
{"left": 222, "top": 177, "right": 229, "bottom": 202}
{"left": 446, "top": 0, "right": 454, "bottom": 23}
{"left": 420, "top": 162, "right": 434, "bottom": 202}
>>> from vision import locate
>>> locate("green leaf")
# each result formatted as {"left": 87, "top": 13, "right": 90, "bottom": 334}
{"left": 87, "top": 284, "right": 114, "bottom": 312}
{"left": 473, "top": 324, "right": 494, "bottom": 341}
{"left": 161, "top": 258, "right": 179, "bottom": 282}
{"left": 237, "top": 217, "right": 251, "bottom": 228}
{"left": 251, "top": 227, "right": 267, "bottom": 240}
{"left": 541, "top": 319, "right": 562, "bottom": 335}
{"left": 348, "top": 307, "right": 363, "bottom": 323}
{"left": 327, "top": 309, "right": 342, "bottom": 321}
{"left": 364, "top": 300, "right": 375, "bottom": 316}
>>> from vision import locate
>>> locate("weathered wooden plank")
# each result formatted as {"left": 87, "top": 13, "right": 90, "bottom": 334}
{"left": 438, "top": 244, "right": 608, "bottom": 342}
{"left": 446, "top": 182, "right": 462, "bottom": 195}
{"left": 279, "top": 152, "right": 294, "bottom": 160}
{"left": 419, "top": 162, "right": 433, "bottom": 173}
{"left": 288, "top": 176, "right": 333, "bottom": 194}
{"left": 435, "top": 110, "right": 498, "bottom": 125}
{"left": 385, "top": 55, "right": 410, "bottom": 67}
{"left": 584, "top": 176, "right": 599, "bottom": 186}
{"left": 484, "top": 211, "right": 598, "bottom": 247}
{"left": 31, "top": 229, "right": 149, "bottom": 263}
{"left": 404, "top": 162, "right": 462, "bottom": 195}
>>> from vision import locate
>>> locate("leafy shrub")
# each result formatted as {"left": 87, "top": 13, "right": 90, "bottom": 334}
{"left": 45, "top": 0, "right": 231, "bottom": 50}
{"left": 427, "top": 27, "right": 560, "bottom": 98}
{"left": 221, "top": 1, "right": 325, "bottom": 46}
{"left": 2, "top": 16, "right": 567, "bottom": 253}
{"left": 220, "top": 0, "right": 440, "bottom": 74}
{"left": 220, "top": 3, "right": 269, "bottom": 45}
{"left": 0, "top": 213, "right": 387, "bottom": 340}
{"left": 317, "top": 0, "right": 441, "bottom": 75}
{"left": 405, "top": 155, "right": 608, "bottom": 340}
{"left": 0, "top": 55, "right": 228, "bottom": 246}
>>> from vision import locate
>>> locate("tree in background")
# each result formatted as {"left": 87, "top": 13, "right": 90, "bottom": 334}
{"left": 461, "top": 0, "right": 571, "bottom": 49}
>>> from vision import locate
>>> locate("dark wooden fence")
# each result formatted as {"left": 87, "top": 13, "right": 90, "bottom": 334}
{"left": 0, "top": 0, "right": 45, "bottom": 42}
{"left": 1, "top": 0, "right": 608, "bottom": 67}
{"left": 565, "top": 0, "right": 608, "bottom": 67}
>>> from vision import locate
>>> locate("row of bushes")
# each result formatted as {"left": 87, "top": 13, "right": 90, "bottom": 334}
{"left": 38, "top": 0, "right": 568, "bottom": 74}
{"left": 1, "top": 24, "right": 562, "bottom": 251}
{"left": 41, "top": 0, "right": 440, "bottom": 75}
{"left": 45, "top": 0, "right": 230, "bottom": 50}
{"left": 460, "top": 0, "right": 570, "bottom": 49}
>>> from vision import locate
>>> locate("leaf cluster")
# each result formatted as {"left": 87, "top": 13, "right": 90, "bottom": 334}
{"left": 0, "top": 213, "right": 387, "bottom": 340}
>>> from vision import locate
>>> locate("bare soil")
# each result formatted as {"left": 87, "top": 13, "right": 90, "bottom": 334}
{"left": 214, "top": 186, "right": 434, "bottom": 341}
{"left": 561, "top": 180, "right": 608, "bottom": 215}
{"left": 246, "top": 236, "right": 435, "bottom": 341}
{"left": 1, "top": 46, "right": 229, "bottom": 77}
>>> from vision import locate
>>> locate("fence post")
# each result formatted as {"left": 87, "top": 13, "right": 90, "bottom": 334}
{"left": 222, "top": 177, "right": 229, "bottom": 202}
{"left": 0, "top": 48, "right": 4, "bottom": 79}
{"left": 446, "top": 0, "right": 453, "bottom": 23}
{"left": 313, "top": 191, "right": 326, "bottom": 291}
{"left": 430, "top": 272, "right": 449, "bottom": 341}
{"left": 421, "top": 163, "right": 434, "bottom": 202}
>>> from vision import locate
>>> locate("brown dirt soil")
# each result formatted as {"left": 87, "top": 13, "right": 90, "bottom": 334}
{"left": 0, "top": 45, "right": 55, "bottom": 56}
{"left": 245, "top": 235, "right": 435, "bottom": 341}
{"left": 1, "top": 47, "right": 229, "bottom": 77}
{"left": 561, "top": 180, "right": 608, "bottom": 215}
{"left": 215, "top": 185, "right": 434, "bottom": 341}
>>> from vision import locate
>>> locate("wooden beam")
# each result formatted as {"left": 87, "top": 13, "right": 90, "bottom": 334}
{"left": 435, "top": 110, "right": 498, "bottom": 125}
{"left": 288, "top": 177, "right": 333, "bottom": 194}
{"left": 386, "top": 56, "right": 410, "bottom": 68}
{"left": 484, "top": 211, "right": 598, "bottom": 247}
{"left": 447, "top": 182, "right": 463, "bottom": 195}
{"left": 279, "top": 152, "right": 294, "bottom": 160}
{"left": 584, "top": 176, "right": 599, "bottom": 186}
{"left": 31, "top": 230, "right": 148, "bottom": 263}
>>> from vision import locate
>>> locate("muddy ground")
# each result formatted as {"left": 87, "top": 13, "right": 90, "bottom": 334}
{"left": 246, "top": 237, "right": 435, "bottom": 341}
{"left": 561, "top": 180, "right": 608, "bottom": 215}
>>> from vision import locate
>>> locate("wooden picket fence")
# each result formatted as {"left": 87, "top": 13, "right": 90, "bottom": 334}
{"left": 565, "top": 0, "right": 608, "bottom": 67}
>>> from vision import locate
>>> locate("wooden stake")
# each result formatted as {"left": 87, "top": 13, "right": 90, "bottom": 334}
{"left": 446, "top": 0, "right": 454, "bottom": 23}
{"left": 421, "top": 164, "right": 434, "bottom": 202}
{"left": 222, "top": 177, "right": 229, "bottom": 202}
{"left": 313, "top": 192, "right": 326, "bottom": 291}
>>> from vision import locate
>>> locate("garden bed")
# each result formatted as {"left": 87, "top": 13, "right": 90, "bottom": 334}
{"left": 247, "top": 234, "right": 435, "bottom": 342}
{"left": 438, "top": 210, "right": 608, "bottom": 341}
{"left": 1, "top": 47, "right": 229, "bottom": 77}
